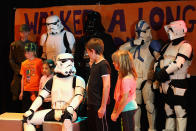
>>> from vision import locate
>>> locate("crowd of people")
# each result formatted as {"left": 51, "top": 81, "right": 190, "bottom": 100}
{"left": 8, "top": 10, "right": 192, "bottom": 131}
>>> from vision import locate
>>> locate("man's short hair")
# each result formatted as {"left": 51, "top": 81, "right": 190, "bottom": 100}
{"left": 86, "top": 38, "right": 104, "bottom": 55}
{"left": 19, "top": 24, "right": 30, "bottom": 32}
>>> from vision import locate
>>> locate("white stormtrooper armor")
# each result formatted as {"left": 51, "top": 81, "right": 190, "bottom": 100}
{"left": 46, "top": 15, "right": 64, "bottom": 35}
{"left": 120, "top": 20, "right": 160, "bottom": 131}
{"left": 155, "top": 20, "right": 192, "bottom": 131}
{"left": 23, "top": 53, "right": 85, "bottom": 131}
{"left": 40, "top": 15, "right": 75, "bottom": 62}
{"left": 164, "top": 20, "right": 187, "bottom": 41}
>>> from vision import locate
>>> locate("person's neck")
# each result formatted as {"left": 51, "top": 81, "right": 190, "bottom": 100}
{"left": 46, "top": 74, "right": 52, "bottom": 77}
{"left": 95, "top": 55, "right": 105, "bottom": 64}
{"left": 28, "top": 57, "right": 35, "bottom": 61}
{"left": 21, "top": 37, "right": 28, "bottom": 42}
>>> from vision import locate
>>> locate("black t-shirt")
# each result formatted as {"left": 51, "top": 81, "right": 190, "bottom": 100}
{"left": 87, "top": 60, "right": 111, "bottom": 107}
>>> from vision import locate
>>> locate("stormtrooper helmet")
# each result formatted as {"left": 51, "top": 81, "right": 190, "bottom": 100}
{"left": 54, "top": 53, "right": 76, "bottom": 77}
{"left": 46, "top": 15, "right": 64, "bottom": 35}
{"left": 164, "top": 20, "right": 187, "bottom": 41}
{"left": 134, "top": 20, "right": 152, "bottom": 45}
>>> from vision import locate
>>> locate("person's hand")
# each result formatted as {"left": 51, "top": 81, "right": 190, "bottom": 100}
{"left": 30, "top": 93, "right": 36, "bottom": 101}
{"left": 19, "top": 92, "right": 23, "bottom": 100}
{"left": 54, "top": 110, "right": 63, "bottom": 121}
{"left": 154, "top": 68, "right": 169, "bottom": 83}
{"left": 98, "top": 106, "right": 106, "bottom": 118}
{"left": 23, "top": 109, "right": 34, "bottom": 123}
{"left": 111, "top": 112, "right": 118, "bottom": 122}
{"left": 44, "top": 97, "right": 51, "bottom": 102}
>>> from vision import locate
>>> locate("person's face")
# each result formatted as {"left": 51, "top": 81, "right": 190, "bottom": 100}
{"left": 86, "top": 49, "right": 96, "bottom": 62}
{"left": 42, "top": 64, "right": 51, "bottom": 76}
{"left": 113, "top": 61, "right": 120, "bottom": 71}
{"left": 25, "top": 51, "right": 35, "bottom": 60}
{"left": 20, "top": 31, "right": 30, "bottom": 40}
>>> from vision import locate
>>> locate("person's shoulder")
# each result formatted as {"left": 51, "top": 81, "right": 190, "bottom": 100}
{"left": 10, "top": 40, "right": 20, "bottom": 46}
{"left": 40, "top": 75, "right": 46, "bottom": 80}
{"left": 38, "top": 58, "right": 43, "bottom": 62}
{"left": 100, "top": 60, "right": 111, "bottom": 72}
{"left": 102, "top": 59, "right": 110, "bottom": 66}
{"left": 10, "top": 41, "right": 15, "bottom": 46}
{"left": 181, "top": 40, "right": 192, "bottom": 49}
{"left": 96, "top": 59, "right": 108, "bottom": 66}
{"left": 64, "top": 30, "right": 74, "bottom": 36}
{"left": 123, "top": 75, "right": 135, "bottom": 81}
{"left": 21, "top": 59, "right": 28, "bottom": 65}
{"left": 41, "top": 33, "right": 47, "bottom": 37}
{"left": 34, "top": 58, "right": 43, "bottom": 62}
{"left": 99, "top": 60, "right": 111, "bottom": 70}
{"left": 75, "top": 75, "right": 85, "bottom": 81}
{"left": 75, "top": 75, "right": 86, "bottom": 88}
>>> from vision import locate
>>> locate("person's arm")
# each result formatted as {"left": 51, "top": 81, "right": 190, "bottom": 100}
{"left": 9, "top": 43, "right": 20, "bottom": 75}
{"left": 19, "top": 75, "right": 24, "bottom": 100}
{"left": 66, "top": 31, "right": 76, "bottom": 53}
{"left": 155, "top": 43, "right": 192, "bottom": 83}
{"left": 112, "top": 100, "right": 119, "bottom": 114}
{"left": 98, "top": 74, "right": 110, "bottom": 118}
{"left": 23, "top": 79, "right": 52, "bottom": 122}
{"left": 111, "top": 92, "right": 129, "bottom": 121}
{"left": 40, "top": 33, "right": 47, "bottom": 60}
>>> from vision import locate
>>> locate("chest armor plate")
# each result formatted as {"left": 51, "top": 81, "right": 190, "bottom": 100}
{"left": 162, "top": 43, "right": 182, "bottom": 67}
{"left": 51, "top": 76, "right": 74, "bottom": 110}
{"left": 46, "top": 31, "right": 66, "bottom": 61}
{"left": 132, "top": 42, "right": 154, "bottom": 79}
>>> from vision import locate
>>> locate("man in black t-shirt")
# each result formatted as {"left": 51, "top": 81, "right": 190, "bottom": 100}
{"left": 9, "top": 24, "right": 32, "bottom": 112}
{"left": 86, "top": 38, "right": 111, "bottom": 131}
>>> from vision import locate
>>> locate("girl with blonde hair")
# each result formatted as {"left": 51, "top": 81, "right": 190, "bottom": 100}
{"left": 111, "top": 50, "right": 138, "bottom": 131}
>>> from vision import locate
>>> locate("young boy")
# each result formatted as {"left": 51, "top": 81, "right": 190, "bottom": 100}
{"left": 86, "top": 38, "right": 111, "bottom": 131}
{"left": 19, "top": 42, "right": 43, "bottom": 112}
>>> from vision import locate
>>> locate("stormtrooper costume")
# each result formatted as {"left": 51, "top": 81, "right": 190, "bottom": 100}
{"left": 120, "top": 20, "right": 162, "bottom": 131}
{"left": 40, "top": 15, "right": 75, "bottom": 62}
{"left": 23, "top": 53, "right": 86, "bottom": 131}
{"left": 154, "top": 20, "right": 193, "bottom": 131}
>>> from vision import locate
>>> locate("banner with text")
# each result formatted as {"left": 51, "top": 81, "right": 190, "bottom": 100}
{"left": 15, "top": 1, "right": 196, "bottom": 75}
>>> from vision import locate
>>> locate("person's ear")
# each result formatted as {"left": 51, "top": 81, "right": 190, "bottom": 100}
{"left": 91, "top": 49, "right": 96, "bottom": 54}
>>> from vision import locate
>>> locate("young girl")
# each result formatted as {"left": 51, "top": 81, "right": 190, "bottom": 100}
{"left": 111, "top": 50, "right": 138, "bottom": 131}
{"left": 39, "top": 59, "right": 55, "bottom": 109}
{"left": 19, "top": 42, "right": 43, "bottom": 112}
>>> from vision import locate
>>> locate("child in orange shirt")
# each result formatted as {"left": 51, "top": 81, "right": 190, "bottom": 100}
{"left": 19, "top": 42, "right": 43, "bottom": 112}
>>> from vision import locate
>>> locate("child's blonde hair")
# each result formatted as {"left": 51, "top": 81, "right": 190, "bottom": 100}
{"left": 112, "top": 50, "right": 137, "bottom": 79}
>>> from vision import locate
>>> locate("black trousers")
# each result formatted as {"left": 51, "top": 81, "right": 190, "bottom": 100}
{"left": 121, "top": 109, "right": 137, "bottom": 131}
{"left": 21, "top": 91, "right": 38, "bottom": 113}
{"left": 87, "top": 104, "right": 109, "bottom": 131}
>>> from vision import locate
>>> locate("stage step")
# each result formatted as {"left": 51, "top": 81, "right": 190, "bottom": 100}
{"left": 0, "top": 113, "right": 23, "bottom": 131}
{"left": 43, "top": 117, "right": 87, "bottom": 131}
{"left": 0, "top": 112, "right": 87, "bottom": 131}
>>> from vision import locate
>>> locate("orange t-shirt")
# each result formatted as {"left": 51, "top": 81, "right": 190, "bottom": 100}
{"left": 20, "top": 58, "right": 43, "bottom": 91}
